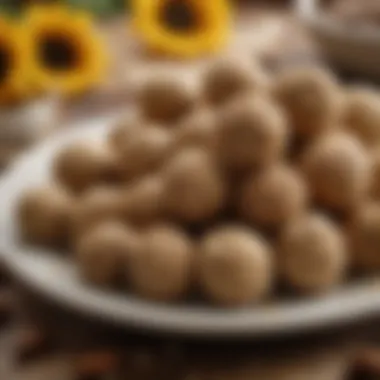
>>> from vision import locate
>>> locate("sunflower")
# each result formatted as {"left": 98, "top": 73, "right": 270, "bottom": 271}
{"left": 0, "top": 17, "right": 31, "bottom": 105}
{"left": 23, "top": 5, "right": 107, "bottom": 96}
{"left": 131, "top": 0, "right": 232, "bottom": 58}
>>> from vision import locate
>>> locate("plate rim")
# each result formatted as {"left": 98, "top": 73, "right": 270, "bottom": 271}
{"left": 1, "top": 115, "right": 380, "bottom": 339}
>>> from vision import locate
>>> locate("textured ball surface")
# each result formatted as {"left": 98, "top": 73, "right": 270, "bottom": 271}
{"left": 72, "top": 186, "right": 122, "bottom": 236}
{"left": 108, "top": 111, "right": 141, "bottom": 153}
{"left": 344, "top": 87, "right": 380, "bottom": 148}
{"left": 76, "top": 221, "right": 141, "bottom": 286}
{"left": 302, "top": 132, "right": 371, "bottom": 212}
{"left": 139, "top": 76, "right": 196, "bottom": 123}
{"left": 198, "top": 226, "right": 272, "bottom": 306}
{"left": 18, "top": 186, "right": 73, "bottom": 247}
{"left": 239, "top": 164, "right": 307, "bottom": 228}
{"left": 217, "top": 95, "right": 288, "bottom": 171}
{"left": 174, "top": 107, "right": 217, "bottom": 152}
{"left": 123, "top": 175, "right": 164, "bottom": 226}
{"left": 350, "top": 204, "right": 380, "bottom": 271}
{"left": 203, "top": 58, "right": 268, "bottom": 105}
{"left": 129, "top": 225, "right": 193, "bottom": 301}
{"left": 118, "top": 125, "right": 172, "bottom": 180}
{"left": 279, "top": 213, "right": 347, "bottom": 294}
{"left": 163, "top": 148, "right": 226, "bottom": 223}
{"left": 274, "top": 67, "right": 342, "bottom": 138}
{"left": 54, "top": 141, "right": 116, "bottom": 193}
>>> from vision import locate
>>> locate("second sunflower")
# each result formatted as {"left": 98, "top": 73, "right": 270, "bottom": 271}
{"left": 132, "top": 0, "right": 232, "bottom": 58}
{"left": 24, "top": 5, "right": 107, "bottom": 96}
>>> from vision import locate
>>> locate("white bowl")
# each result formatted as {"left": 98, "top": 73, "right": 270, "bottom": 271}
{"left": 296, "top": 0, "right": 380, "bottom": 78}
{"left": 1, "top": 116, "right": 380, "bottom": 339}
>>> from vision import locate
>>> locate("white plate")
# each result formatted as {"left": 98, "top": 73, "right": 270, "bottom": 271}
{"left": 1, "top": 116, "right": 380, "bottom": 339}
{"left": 296, "top": 0, "right": 380, "bottom": 79}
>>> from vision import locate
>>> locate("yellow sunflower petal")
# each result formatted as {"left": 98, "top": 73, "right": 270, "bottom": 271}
{"left": 24, "top": 5, "right": 108, "bottom": 97}
{"left": 131, "top": 0, "right": 232, "bottom": 58}
{"left": 0, "top": 18, "right": 33, "bottom": 105}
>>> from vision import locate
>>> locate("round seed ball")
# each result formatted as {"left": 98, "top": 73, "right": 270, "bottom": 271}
{"left": 302, "top": 132, "right": 371, "bottom": 212}
{"left": 217, "top": 95, "right": 288, "bottom": 171}
{"left": 18, "top": 186, "right": 73, "bottom": 247}
{"left": 54, "top": 141, "right": 117, "bottom": 194}
{"left": 72, "top": 186, "right": 123, "bottom": 237}
{"left": 350, "top": 203, "right": 380, "bottom": 271}
{"left": 129, "top": 225, "right": 193, "bottom": 301}
{"left": 108, "top": 111, "right": 140, "bottom": 152}
{"left": 118, "top": 125, "right": 172, "bottom": 180}
{"left": 239, "top": 164, "right": 307, "bottom": 228}
{"left": 163, "top": 148, "right": 226, "bottom": 223}
{"left": 123, "top": 175, "right": 164, "bottom": 226}
{"left": 274, "top": 67, "right": 342, "bottom": 138}
{"left": 76, "top": 221, "right": 141, "bottom": 286}
{"left": 344, "top": 87, "right": 380, "bottom": 148}
{"left": 174, "top": 108, "right": 217, "bottom": 152}
{"left": 371, "top": 149, "right": 380, "bottom": 199}
{"left": 202, "top": 58, "right": 268, "bottom": 106}
{"left": 198, "top": 226, "right": 272, "bottom": 306}
{"left": 279, "top": 213, "right": 347, "bottom": 294}
{"left": 138, "top": 76, "right": 196, "bottom": 123}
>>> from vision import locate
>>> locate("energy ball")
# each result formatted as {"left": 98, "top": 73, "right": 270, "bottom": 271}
{"left": 217, "top": 95, "right": 288, "bottom": 171}
{"left": 350, "top": 203, "right": 380, "bottom": 271}
{"left": 278, "top": 213, "right": 347, "bottom": 294}
{"left": 118, "top": 125, "right": 172, "bottom": 180}
{"left": 174, "top": 108, "right": 217, "bottom": 152}
{"left": 76, "top": 221, "right": 141, "bottom": 286}
{"left": 344, "top": 87, "right": 380, "bottom": 148}
{"left": 54, "top": 141, "right": 117, "bottom": 194}
{"left": 163, "top": 148, "right": 226, "bottom": 223}
{"left": 371, "top": 149, "right": 380, "bottom": 199}
{"left": 302, "top": 132, "right": 371, "bottom": 212}
{"left": 274, "top": 67, "right": 342, "bottom": 138}
{"left": 18, "top": 185, "right": 73, "bottom": 247}
{"left": 239, "top": 164, "right": 307, "bottom": 229}
{"left": 138, "top": 75, "right": 196, "bottom": 123}
{"left": 72, "top": 186, "right": 123, "bottom": 237}
{"left": 108, "top": 111, "right": 141, "bottom": 153}
{"left": 202, "top": 58, "right": 268, "bottom": 106}
{"left": 128, "top": 225, "right": 193, "bottom": 301}
{"left": 123, "top": 175, "right": 164, "bottom": 226}
{"left": 198, "top": 226, "right": 272, "bottom": 306}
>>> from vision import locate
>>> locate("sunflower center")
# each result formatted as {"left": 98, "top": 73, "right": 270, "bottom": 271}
{"left": 39, "top": 34, "right": 79, "bottom": 71}
{"left": 161, "top": 0, "right": 201, "bottom": 33}
{"left": 0, "top": 45, "right": 11, "bottom": 84}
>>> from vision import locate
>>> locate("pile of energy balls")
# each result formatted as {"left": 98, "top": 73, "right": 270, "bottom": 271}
{"left": 17, "top": 59, "right": 380, "bottom": 307}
